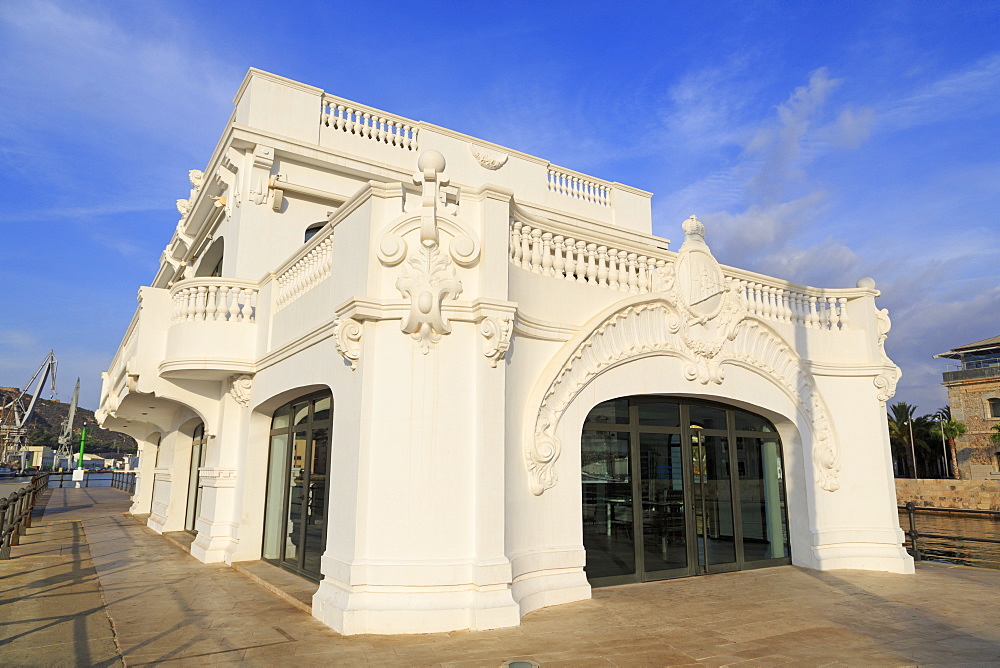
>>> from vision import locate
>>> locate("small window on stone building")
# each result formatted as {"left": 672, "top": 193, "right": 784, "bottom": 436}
{"left": 989, "top": 398, "right": 1000, "bottom": 419}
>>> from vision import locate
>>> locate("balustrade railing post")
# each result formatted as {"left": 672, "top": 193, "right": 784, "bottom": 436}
{"left": 906, "top": 501, "right": 921, "bottom": 561}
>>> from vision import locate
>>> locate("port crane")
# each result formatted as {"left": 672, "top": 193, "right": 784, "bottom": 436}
{"left": 0, "top": 351, "right": 58, "bottom": 467}
{"left": 55, "top": 377, "right": 80, "bottom": 470}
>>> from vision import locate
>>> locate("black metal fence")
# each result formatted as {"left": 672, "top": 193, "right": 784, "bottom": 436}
{"left": 47, "top": 471, "right": 135, "bottom": 490}
{"left": 111, "top": 471, "right": 136, "bottom": 494}
{"left": 901, "top": 501, "right": 1000, "bottom": 567}
{"left": 0, "top": 473, "right": 50, "bottom": 559}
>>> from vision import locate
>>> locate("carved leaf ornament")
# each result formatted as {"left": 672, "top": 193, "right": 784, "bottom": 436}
{"left": 526, "top": 216, "right": 841, "bottom": 495}
{"left": 374, "top": 150, "right": 480, "bottom": 355}
{"left": 397, "top": 244, "right": 463, "bottom": 354}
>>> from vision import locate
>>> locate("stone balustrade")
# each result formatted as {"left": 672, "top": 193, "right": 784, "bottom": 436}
{"left": 322, "top": 94, "right": 418, "bottom": 151}
{"left": 727, "top": 274, "right": 850, "bottom": 331}
{"left": 106, "top": 313, "right": 139, "bottom": 391}
{"left": 510, "top": 220, "right": 667, "bottom": 294}
{"left": 510, "top": 219, "right": 859, "bottom": 331}
{"left": 546, "top": 166, "right": 610, "bottom": 205}
{"left": 275, "top": 234, "right": 334, "bottom": 311}
{"left": 170, "top": 279, "right": 258, "bottom": 324}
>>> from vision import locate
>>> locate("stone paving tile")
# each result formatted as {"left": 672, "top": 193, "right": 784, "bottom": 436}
{"left": 5, "top": 487, "right": 1000, "bottom": 666}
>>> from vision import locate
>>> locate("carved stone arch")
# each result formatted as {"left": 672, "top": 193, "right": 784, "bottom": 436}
{"left": 376, "top": 213, "right": 480, "bottom": 268}
{"left": 524, "top": 294, "right": 841, "bottom": 496}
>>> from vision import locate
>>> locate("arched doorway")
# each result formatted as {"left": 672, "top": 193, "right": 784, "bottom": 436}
{"left": 581, "top": 396, "right": 790, "bottom": 586}
{"left": 185, "top": 423, "right": 207, "bottom": 533}
{"left": 261, "top": 390, "right": 332, "bottom": 580}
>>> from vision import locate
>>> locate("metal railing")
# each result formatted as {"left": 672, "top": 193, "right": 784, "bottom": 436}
{"left": 48, "top": 471, "right": 110, "bottom": 488}
{"left": 901, "top": 501, "right": 1000, "bottom": 565}
{"left": 0, "top": 473, "right": 50, "bottom": 559}
{"left": 111, "top": 471, "right": 136, "bottom": 494}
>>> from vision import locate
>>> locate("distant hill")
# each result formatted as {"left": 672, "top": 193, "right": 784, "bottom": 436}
{"left": 0, "top": 387, "right": 137, "bottom": 455}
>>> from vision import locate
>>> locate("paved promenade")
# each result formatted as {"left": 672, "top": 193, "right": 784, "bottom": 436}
{"left": 2, "top": 488, "right": 1000, "bottom": 666}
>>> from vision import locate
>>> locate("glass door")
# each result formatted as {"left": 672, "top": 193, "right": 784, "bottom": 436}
{"left": 185, "top": 423, "right": 207, "bottom": 533}
{"left": 262, "top": 392, "right": 332, "bottom": 581}
{"left": 582, "top": 397, "right": 790, "bottom": 586}
{"left": 638, "top": 432, "right": 689, "bottom": 578}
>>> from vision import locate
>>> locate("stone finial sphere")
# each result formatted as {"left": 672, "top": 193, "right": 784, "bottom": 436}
{"left": 417, "top": 150, "right": 446, "bottom": 174}
{"left": 856, "top": 277, "right": 876, "bottom": 289}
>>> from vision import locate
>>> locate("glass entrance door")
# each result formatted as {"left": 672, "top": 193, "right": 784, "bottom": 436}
{"left": 185, "top": 423, "right": 207, "bottom": 533}
{"left": 582, "top": 398, "right": 790, "bottom": 586}
{"left": 638, "top": 432, "right": 689, "bottom": 578}
{"left": 262, "top": 392, "right": 332, "bottom": 581}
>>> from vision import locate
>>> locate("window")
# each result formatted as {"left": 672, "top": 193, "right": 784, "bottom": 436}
{"left": 262, "top": 391, "right": 332, "bottom": 580}
{"left": 304, "top": 223, "right": 325, "bottom": 243}
{"left": 989, "top": 398, "right": 1000, "bottom": 419}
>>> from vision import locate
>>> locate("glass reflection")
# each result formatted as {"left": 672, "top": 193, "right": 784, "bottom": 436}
{"left": 639, "top": 433, "right": 687, "bottom": 572}
{"left": 263, "top": 391, "right": 334, "bottom": 581}
{"left": 581, "top": 430, "right": 635, "bottom": 579}
{"left": 689, "top": 404, "right": 727, "bottom": 430}
{"left": 697, "top": 433, "right": 736, "bottom": 566}
{"left": 303, "top": 427, "right": 329, "bottom": 575}
{"left": 638, "top": 401, "right": 680, "bottom": 427}
{"left": 262, "top": 433, "right": 289, "bottom": 560}
{"left": 586, "top": 399, "right": 630, "bottom": 425}
{"left": 739, "top": 437, "right": 789, "bottom": 561}
{"left": 283, "top": 431, "right": 308, "bottom": 566}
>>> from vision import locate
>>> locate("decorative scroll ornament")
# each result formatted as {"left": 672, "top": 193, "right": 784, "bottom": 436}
{"left": 872, "top": 303, "right": 901, "bottom": 403}
{"left": 229, "top": 374, "right": 253, "bottom": 407}
{"left": 469, "top": 143, "right": 508, "bottom": 170}
{"left": 333, "top": 317, "right": 363, "bottom": 370}
{"left": 526, "top": 216, "right": 842, "bottom": 495}
{"left": 397, "top": 244, "right": 463, "bottom": 354}
{"left": 250, "top": 145, "right": 274, "bottom": 205}
{"left": 480, "top": 317, "right": 514, "bottom": 367}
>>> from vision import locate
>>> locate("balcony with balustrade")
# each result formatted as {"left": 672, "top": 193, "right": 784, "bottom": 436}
{"left": 159, "top": 279, "right": 260, "bottom": 380}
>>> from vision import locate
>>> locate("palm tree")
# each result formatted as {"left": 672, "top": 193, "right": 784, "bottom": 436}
{"left": 991, "top": 424, "right": 1000, "bottom": 445}
{"left": 887, "top": 402, "right": 917, "bottom": 478}
{"left": 931, "top": 406, "right": 966, "bottom": 479}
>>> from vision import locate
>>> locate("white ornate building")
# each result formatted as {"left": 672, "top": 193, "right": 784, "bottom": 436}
{"left": 97, "top": 69, "right": 912, "bottom": 635}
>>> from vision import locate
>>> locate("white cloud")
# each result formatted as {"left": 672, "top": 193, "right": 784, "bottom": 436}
{"left": 879, "top": 52, "right": 1000, "bottom": 131}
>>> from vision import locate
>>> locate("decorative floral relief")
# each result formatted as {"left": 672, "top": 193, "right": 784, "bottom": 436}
{"left": 469, "top": 143, "right": 508, "bottom": 170}
{"left": 377, "top": 151, "right": 471, "bottom": 354}
{"left": 526, "top": 301, "right": 842, "bottom": 496}
{"left": 526, "top": 217, "right": 843, "bottom": 496}
{"left": 229, "top": 374, "right": 253, "bottom": 407}
{"left": 480, "top": 317, "right": 514, "bottom": 368}
{"left": 396, "top": 244, "right": 463, "bottom": 354}
{"left": 334, "top": 318, "right": 363, "bottom": 370}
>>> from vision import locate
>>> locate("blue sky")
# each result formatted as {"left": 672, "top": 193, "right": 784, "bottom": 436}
{"left": 1, "top": 1, "right": 997, "bottom": 413}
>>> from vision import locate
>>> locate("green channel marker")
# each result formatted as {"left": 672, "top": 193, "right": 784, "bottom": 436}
{"left": 78, "top": 425, "right": 87, "bottom": 468}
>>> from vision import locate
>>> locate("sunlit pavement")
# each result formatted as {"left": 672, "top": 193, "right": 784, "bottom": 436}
{"left": 2, "top": 487, "right": 1000, "bottom": 666}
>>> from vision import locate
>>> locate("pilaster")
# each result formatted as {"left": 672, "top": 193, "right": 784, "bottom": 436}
{"left": 190, "top": 379, "right": 250, "bottom": 563}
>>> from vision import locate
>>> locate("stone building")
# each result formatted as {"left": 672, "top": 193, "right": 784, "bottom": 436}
{"left": 937, "top": 336, "right": 1000, "bottom": 479}
{"left": 96, "top": 69, "right": 912, "bottom": 635}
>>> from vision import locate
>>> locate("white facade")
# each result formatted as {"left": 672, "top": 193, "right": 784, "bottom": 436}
{"left": 97, "top": 69, "right": 912, "bottom": 636}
